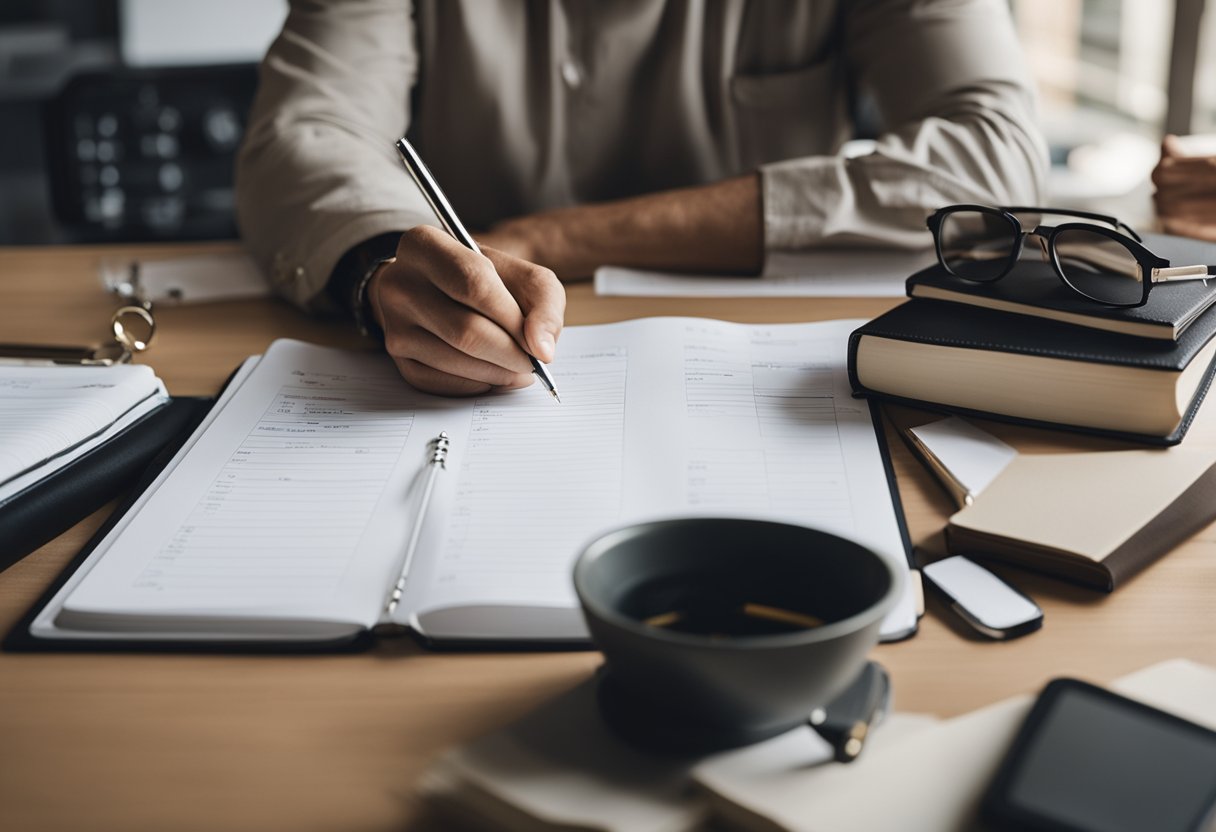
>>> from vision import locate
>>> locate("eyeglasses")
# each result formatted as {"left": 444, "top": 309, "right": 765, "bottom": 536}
{"left": 926, "top": 205, "right": 1216, "bottom": 308}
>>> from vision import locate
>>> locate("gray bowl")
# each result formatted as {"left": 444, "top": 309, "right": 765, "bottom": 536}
{"left": 573, "top": 518, "right": 901, "bottom": 749}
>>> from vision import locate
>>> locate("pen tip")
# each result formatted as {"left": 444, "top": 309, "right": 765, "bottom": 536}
{"left": 550, "top": 389, "right": 562, "bottom": 404}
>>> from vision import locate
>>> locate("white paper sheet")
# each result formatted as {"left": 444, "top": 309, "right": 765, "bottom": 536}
{"left": 594, "top": 248, "right": 936, "bottom": 297}
{"left": 0, "top": 364, "right": 168, "bottom": 490}
{"left": 101, "top": 251, "right": 270, "bottom": 304}
{"left": 909, "top": 416, "right": 1017, "bottom": 502}
{"left": 407, "top": 318, "right": 917, "bottom": 641}
{"left": 0, "top": 392, "right": 168, "bottom": 507}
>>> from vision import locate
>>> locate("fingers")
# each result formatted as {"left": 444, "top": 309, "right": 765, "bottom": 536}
{"left": 391, "top": 326, "right": 533, "bottom": 387}
{"left": 483, "top": 247, "right": 565, "bottom": 363}
{"left": 371, "top": 226, "right": 563, "bottom": 396}
{"left": 411, "top": 227, "right": 531, "bottom": 345}
{"left": 390, "top": 356, "right": 536, "bottom": 397}
{"left": 379, "top": 277, "right": 533, "bottom": 375}
{"left": 1160, "top": 215, "right": 1216, "bottom": 243}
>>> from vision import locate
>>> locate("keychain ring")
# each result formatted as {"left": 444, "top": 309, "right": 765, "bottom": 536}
{"left": 111, "top": 304, "right": 156, "bottom": 353}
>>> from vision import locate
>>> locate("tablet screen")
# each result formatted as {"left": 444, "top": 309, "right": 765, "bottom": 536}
{"left": 1005, "top": 686, "right": 1216, "bottom": 832}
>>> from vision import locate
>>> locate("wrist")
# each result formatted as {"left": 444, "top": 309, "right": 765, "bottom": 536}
{"left": 325, "top": 232, "right": 402, "bottom": 339}
{"left": 352, "top": 257, "right": 394, "bottom": 342}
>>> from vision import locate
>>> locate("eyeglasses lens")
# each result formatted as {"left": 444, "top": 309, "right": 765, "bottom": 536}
{"left": 1053, "top": 229, "right": 1143, "bottom": 305}
{"left": 938, "top": 211, "right": 1016, "bottom": 281}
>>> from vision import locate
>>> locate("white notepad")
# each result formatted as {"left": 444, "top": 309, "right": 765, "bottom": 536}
{"left": 595, "top": 249, "right": 936, "bottom": 298}
{"left": 30, "top": 318, "right": 915, "bottom": 646}
{"left": 0, "top": 363, "right": 169, "bottom": 505}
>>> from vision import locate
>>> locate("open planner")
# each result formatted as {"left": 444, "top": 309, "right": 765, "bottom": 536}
{"left": 22, "top": 318, "right": 917, "bottom": 648}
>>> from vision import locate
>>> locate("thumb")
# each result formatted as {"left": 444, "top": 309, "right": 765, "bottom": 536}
{"left": 1162, "top": 133, "right": 1183, "bottom": 160}
{"left": 522, "top": 278, "right": 565, "bottom": 364}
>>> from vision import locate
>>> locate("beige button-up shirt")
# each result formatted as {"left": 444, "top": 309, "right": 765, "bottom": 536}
{"left": 236, "top": 0, "right": 1047, "bottom": 307}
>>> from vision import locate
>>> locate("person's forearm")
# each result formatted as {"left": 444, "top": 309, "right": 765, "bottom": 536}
{"left": 479, "top": 174, "right": 763, "bottom": 280}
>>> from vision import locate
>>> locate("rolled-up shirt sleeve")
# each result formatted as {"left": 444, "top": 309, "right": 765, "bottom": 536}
{"left": 235, "top": 0, "right": 433, "bottom": 309}
{"left": 760, "top": 0, "right": 1049, "bottom": 252}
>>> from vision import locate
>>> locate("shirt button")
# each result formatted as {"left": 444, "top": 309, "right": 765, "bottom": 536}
{"left": 560, "top": 59, "right": 582, "bottom": 90}
{"left": 294, "top": 266, "right": 305, "bottom": 280}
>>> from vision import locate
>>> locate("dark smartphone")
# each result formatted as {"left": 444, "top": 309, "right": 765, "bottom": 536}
{"left": 981, "top": 678, "right": 1216, "bottom": 832}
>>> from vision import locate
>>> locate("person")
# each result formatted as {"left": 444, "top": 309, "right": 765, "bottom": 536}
{"left": 1153, "top": 134, "right": 1216, "bottom": 243}
{"left": 236, "top": 0, "right": 1047, "bottom": 396}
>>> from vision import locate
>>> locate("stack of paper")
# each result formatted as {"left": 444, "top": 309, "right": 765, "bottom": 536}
{"left": 0, "top": 364, "right": 169, "bottom": 506}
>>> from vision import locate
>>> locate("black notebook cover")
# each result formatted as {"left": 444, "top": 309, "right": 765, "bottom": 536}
{"left": 907, "top": 233, "right": 1216, "bottom": 341}
{"left": 847, "top": 299, "right": 1216, "bottom": 445}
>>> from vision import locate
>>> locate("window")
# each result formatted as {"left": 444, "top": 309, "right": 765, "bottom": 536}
{"left": 1011, "top": 0, "right": 1179, "bottom": 222}
{"left": 1195, "top": 3, "right": 1216, "bottom": 132}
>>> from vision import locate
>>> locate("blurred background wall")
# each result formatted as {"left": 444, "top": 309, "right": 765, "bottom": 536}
{"left": 1014, "top": 0, "right": 1214, "bottom": 223}
{"left": 0, "top": 0, "right": 1211, "bottom": 246}
{"left": 0, "top": 0, "right": 284, "bottom": 245}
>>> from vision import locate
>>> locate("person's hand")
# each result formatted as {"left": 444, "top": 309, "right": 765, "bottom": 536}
{"left": 1152, "top": 134, "right": 1216, "bottom": 242}
{"left": 369, "top": 225, "right": 565, "bottom": 396}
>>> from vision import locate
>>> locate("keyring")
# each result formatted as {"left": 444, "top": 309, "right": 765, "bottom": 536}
{"left": 111, "top": 303, "right": 156, "bottom": 353}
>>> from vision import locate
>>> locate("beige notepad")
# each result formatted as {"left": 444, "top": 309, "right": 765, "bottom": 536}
{"left": 692, "top": 659, "right": 1216, "bottom": 832}
{"left": 945, "top": 448, "right": 1216, "bottom": 590}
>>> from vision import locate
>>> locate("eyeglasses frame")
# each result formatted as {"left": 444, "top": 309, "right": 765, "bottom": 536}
{"left": 926, "top": 204, "right": 1214, "bottom": 308}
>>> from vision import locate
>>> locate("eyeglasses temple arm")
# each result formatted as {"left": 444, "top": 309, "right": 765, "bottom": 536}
{"left": 1150, "top": 265, "right": 1216, "bottom": 284}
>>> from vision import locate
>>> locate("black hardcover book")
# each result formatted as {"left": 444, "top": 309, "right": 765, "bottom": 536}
{"left": 907, "top": 233, "right": 1216, "bottom": 341}
{"left": 847, "top": 299, "right": 1216, "bottom": 445}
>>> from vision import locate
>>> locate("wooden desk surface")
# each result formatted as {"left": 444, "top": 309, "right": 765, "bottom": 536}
{"left": 2, "top": 242, "right": 1214, "bottom": 832}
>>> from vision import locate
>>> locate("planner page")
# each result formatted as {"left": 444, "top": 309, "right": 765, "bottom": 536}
{"left": 404, "top": 318, "right": 916, "bottom": 642}
{"left": 54, "top": 340, "right": 461, "bottom": 639}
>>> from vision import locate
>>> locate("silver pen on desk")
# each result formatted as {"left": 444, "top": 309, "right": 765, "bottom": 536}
{"left": 394, "top": 137, "right": 561, "bottom": 403}
{"left": 381, "top": 432, "right": 450, "bottom": 623}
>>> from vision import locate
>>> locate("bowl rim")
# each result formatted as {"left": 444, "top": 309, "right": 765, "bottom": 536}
{"left": 572, "top": 517, "right": 904, "bottom": 651}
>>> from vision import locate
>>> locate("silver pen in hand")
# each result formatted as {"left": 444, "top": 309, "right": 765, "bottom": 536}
{"left": 394, "top": 137, "right": 561, "bottom": 403}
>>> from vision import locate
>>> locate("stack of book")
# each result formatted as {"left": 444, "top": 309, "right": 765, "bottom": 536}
{"left": 847, "top": 233, "right": 1216, "bottom": 445}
